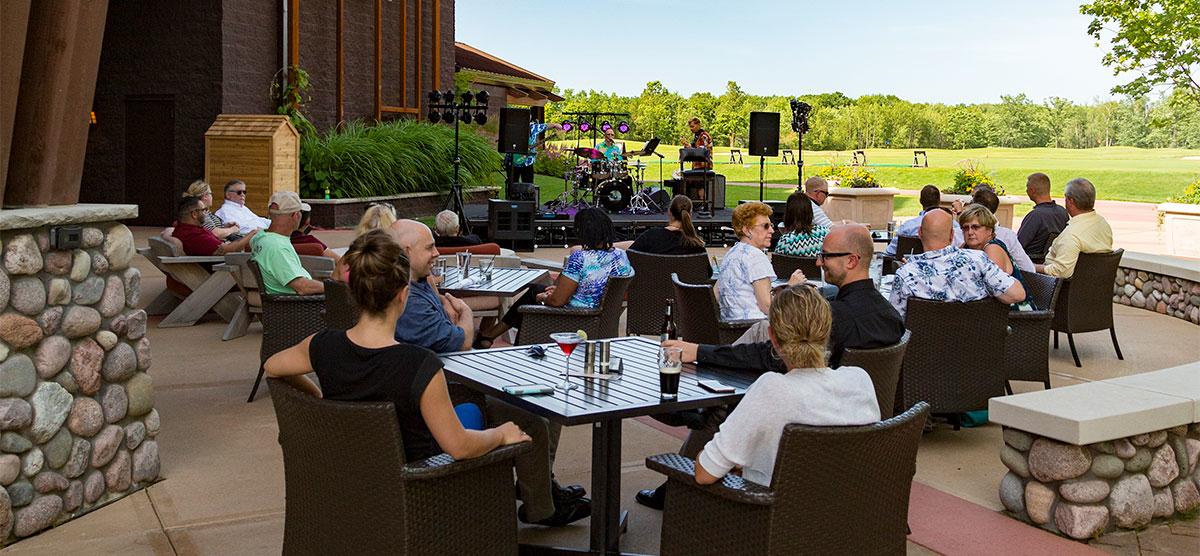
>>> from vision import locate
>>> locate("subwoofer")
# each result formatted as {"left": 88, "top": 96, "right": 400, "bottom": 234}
{"left": 508, "top": 182, "right": 538, "bottom": 202}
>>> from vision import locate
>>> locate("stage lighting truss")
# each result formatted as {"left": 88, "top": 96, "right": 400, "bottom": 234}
{"left": 427, "top": 89, "right": 490, "bottom": 126}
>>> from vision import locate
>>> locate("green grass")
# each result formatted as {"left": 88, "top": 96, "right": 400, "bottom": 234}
{"left": 549, "top": 142, "right": 1200, "bottom": 204}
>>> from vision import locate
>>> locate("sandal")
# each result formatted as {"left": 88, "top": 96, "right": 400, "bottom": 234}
{"left": 473, "top": 332, "right": 495, "bottom": 350}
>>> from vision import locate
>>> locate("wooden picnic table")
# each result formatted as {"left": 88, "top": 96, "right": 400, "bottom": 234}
{"left": 440, "top": 336, "right": 756, "bottom": 556}
{"left": 437, "top": 266, "right": 548, "bottom": 297}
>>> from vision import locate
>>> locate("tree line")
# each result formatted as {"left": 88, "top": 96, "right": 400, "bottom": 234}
{"left": 544, "top": 81, "right": 1200, "bottom": 152}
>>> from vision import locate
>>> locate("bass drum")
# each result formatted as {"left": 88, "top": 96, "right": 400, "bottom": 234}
{"left": 597, "top": 177, "right": 633, "bottom": 212}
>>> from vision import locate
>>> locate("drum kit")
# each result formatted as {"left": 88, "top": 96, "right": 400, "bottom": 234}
{"left": 546, "top": 146, "right": 665, "bottom": 214}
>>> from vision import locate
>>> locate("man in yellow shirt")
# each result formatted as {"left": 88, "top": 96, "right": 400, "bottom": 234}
{"left": 1035, "top": 178, "right": 1113, "bottom": 279}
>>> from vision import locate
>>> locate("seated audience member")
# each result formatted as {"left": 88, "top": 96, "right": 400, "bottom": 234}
{"left": 1035, "top": 178, "right": 1112, "bottom": 279}
{"left": 627, "top": 195, "right": 708, "bottom": 255}
{"left": 173, "top": 196, "right": 256, "bottom": 256}
{"left": 476, "top": 208, "right": 633, "bottom": 347}
{"left": 288, "top": 205, "right": 342, "bottom": 262}
{"left": 969, "top": 187, "right": 1034, "bottom": 272}
{"left": 888, "top": 209, "right": 1025, "bottom": 319}
{"left": 774, "top": 191, "right": 828, "bottom": 257}
{"left": 214, "top": 179, "right": 272, "bottom": 236}
{"left": 390, "top": 219, "right": 476, "bottom": 353}
{"left": 885, "top": 185, "right": 962, "bottom": 255}
{"left": 959, "top": 205, "right": 1034, "bottom": 311}
{"left": 188, "top": 179, "right": 241, "bottom": 240}
{"left": 693, "top": 285, "right": 880, "bottom": 486}
{"left": 717, "top": 202, "right": 776, "bottom": 321}
{"left": 249, "top": 191, "right": 325, "bottom": 295}
{"left": 803, "top": 176, "right": 836, "bottom": 228}
{"left": 334, "top": 203, "right": 399, "bottom": 281}
{"left": 433, "top": 210, "right": 483, "bottom": 248}
{"left": 1017, "top": 172, "right": 1069, "bottom": 261}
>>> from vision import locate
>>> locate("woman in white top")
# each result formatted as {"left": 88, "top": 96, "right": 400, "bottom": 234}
{"left": 696, "top": 284, "right": 881, "bottom": 487}
{"left": 716, "top": 202, "right": 777, "bottom": 321}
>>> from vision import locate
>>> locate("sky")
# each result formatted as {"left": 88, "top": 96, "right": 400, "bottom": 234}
{"left": 454, "top": 0, "right": 1128, "bottom": 105}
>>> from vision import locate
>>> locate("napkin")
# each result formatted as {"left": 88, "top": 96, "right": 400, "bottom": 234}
{"left": 459, "top": 277, "right": 479, "bottom": 288}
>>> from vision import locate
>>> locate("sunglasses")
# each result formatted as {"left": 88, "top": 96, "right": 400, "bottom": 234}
{"left": 232, "top": 189, "right": 246, "bottom": 195}
{"left": 817, "top": 251, "right": 853, "bottom": 260}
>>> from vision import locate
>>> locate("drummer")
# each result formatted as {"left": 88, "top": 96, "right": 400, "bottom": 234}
{"left": 596, "top": 128, "right": 624, "bottom": 161}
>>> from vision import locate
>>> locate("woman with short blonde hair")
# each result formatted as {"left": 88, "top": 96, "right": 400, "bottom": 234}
{"left": 959, "top": 204, "right": 1033, "bottom": 310}
{"left": 183, "top": 179, "right": 240, "bottom": 239}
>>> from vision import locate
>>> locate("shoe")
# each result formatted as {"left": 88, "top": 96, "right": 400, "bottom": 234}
{"left": 473, "top": 332, "right": 495, "bottom": 350}
{"left": 516, "top": 479, "right": 585, "bottom": 502}
{"left": 635, "top": 483, "right": 666, "bottom": 510}
{"left": 518, "top": 497, "right": 591, "bottom": 526}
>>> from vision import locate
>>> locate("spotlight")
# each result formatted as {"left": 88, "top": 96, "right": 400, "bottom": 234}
{"left": 617, "top": 121, "right": 629, "bottom": 133}
{"left": 561, "top": 120, "right": 574, "bottom": 132}
{"left": 428, "top": 110, "right": 441, "bottom": 124}
{"left": 474, "top": 112, "right": 487, "bottom": 125}
{"left": 601, "top": 120, "right": 611, "bottom": 131}
{"left": 579, "top": 121, "right": 591, "bottom": 132}
{"left": 442, "top": 110, "right": 456, "bottom": 124}
{"left": 428, "top": 91, "right": 441, "bottom": 104}
{"left": 460, "top": 91, "right": 473, "bottom": 105}
{"left": 475, "top": 90, "right": 489, "bottom": 105}
{"left": 444, "top": 90, "right": 456, "bottom": 104}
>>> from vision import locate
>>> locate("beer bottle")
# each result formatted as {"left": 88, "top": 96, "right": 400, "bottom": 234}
{"left": 661, "top": 299, "right": 677, "bottom": 342}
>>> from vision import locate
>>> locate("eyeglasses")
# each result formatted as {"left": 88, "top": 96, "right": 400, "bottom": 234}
{"left": 962, "top": 224, "right": 990, "bottom": 232}
{"left": 817, "top": 251, "right": 853, "bottom": 260}
{"left": 756, "top": 222, "right": 773, "bottom": 230}
{"left": 232, "top": 189, "right": 246, "bottom": 195}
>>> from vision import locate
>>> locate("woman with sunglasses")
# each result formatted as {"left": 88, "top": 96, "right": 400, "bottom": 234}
{"left": 716, "top": 202, "right": 777, "bottom": 321}
{"left": 959, "top": 204, "right": 1034, "bottom": 310}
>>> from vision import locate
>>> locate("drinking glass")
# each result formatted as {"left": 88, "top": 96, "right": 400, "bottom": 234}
{"left": 549, "top": 332, "right": 582, "bottom": 392}
{"left": 431, "top": 258, "right": 447, "bottom": 285}
{"left": 480, "top": 257, "right": 495, "bottom": 282}
{"left": 659, "top": 347, "right": 683, "bottom": 400}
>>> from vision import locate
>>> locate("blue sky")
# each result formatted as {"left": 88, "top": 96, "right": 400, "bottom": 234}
{"left": 455, "top": 0, "right": 1126, "bottom": 105}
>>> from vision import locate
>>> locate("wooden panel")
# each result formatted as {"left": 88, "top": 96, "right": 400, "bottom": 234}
{"left": 0, "top": 0, "right": 31, "bottom": 201}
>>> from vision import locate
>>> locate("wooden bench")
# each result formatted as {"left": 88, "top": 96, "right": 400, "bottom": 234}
{"left": 137, "top": 237, "right": 241, "bottom": 328}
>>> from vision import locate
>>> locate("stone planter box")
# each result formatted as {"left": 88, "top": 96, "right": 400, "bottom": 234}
{"left": 823, "top": 187, "right": 899, "bottom": 230}
{"left": 1158, "top": 202, "right": 1200, "bottom": 259}
{"left": 939, "top": 194, "right": 1021, "bottom": 229}
{"left": 304, "top": 186, "right": 498, "bottom": 229}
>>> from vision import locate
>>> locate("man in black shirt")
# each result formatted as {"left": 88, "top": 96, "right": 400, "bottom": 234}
{"left": 637, "top": 224, "right": 904, "bottom": 509}
{"left": 1017, "top": 172, "right": 1069, "bottom": 262}
{"left": 432, "top": 210, "right": 484, "bottom": 248}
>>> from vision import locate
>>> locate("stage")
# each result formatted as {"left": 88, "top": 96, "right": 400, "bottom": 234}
{"left": 463, "top": 202, "right": 737, "bottom": 249}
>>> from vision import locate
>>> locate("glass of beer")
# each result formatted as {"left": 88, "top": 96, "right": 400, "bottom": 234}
{"left": 659, "top": 346, "right": 683, "bottom": 400}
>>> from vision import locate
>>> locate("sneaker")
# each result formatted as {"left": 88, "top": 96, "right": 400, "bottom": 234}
{"left": 634, "top": 483, "right": 666, "bottom": 510}
{"left": 518, "top": 497, "right": 591, "bottom": 527}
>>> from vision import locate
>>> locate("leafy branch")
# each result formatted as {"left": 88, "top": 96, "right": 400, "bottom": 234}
{"left": 271, "top": 65, "right": 317, "bottom": 135}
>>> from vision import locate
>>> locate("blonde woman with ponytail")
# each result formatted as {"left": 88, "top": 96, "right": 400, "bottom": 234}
{"left": 693, "top": 285, "right": 880, "bottom": 486}
{"left": 627, "top": 195, "right": 708, "bottom": 255}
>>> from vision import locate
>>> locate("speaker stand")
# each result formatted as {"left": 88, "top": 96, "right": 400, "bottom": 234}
{"left": 759, "top": 155, "right": 766, "bottom": 202}
{"left": 442, "top": 113, "right": 471, "bottom": 235}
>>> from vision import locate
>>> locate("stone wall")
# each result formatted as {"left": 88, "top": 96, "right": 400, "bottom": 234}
{"left": 0, "top": 221, "right": 158, "bottom": 545}
{"left": 1113, "top": 266, "right": 1200, "bottom": 325}
{"left": 999, "top": 424, "right": 1200, "bottom": 540}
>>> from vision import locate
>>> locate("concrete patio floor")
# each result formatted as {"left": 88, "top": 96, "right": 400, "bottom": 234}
{"left": 2, "top": 227, "right": 1197, "bottom": 555}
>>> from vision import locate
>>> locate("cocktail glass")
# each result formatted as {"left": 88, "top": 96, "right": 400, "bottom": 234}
{"left": 549, "top": 332, "right": 582, "bottom": 392}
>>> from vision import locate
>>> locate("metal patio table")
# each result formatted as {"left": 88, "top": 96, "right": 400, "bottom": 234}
{"left": 440, "top": 336, "right": 756, "bottom": 556}
{"left": 438, "top": 266, "right": 548, "bottom": 297}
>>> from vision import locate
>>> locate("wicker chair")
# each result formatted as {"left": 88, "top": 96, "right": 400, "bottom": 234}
{"left": 671, "top": 273, "right": 760, "bottom": 345}
{"left": 770, "top": 254, "right": 819, "bottom": 282}
{"left": 513, "top": 274, "right": 633, "bottom": 345}
{"left": 266, "top": 378, "right": 530, "bottom": 556}
{"left": 323, "top": 279, "right": 360, "bottom": 331}
{"left": 246, "top": 259, "right": 326, "bottom": 403}
{"left": 895, "top": 235, "right": 923, "bottom": 256}
{"left": 1051, "top": 249, "right": 1125, "bottom": 367}
{"left": 840, "top": 331, "right": 910, "bottom": 419}
{"left": 898, "top": 298, "right": 1009, "bottom": 426}
{"left": 1004, "top": 273, "right": 1063, "bottom": 393}
{"left": 646, "top": 402, "right": 930, "bottom": 556}
{"left": 626, "top": 250, "right": 712, "bottom": 336}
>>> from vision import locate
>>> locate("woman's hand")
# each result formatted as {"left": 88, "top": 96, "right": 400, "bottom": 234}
{"left": 788, "top": 269, "right": 807, "bottom": 286}
{"left": 496, "top": 422, "right": 532, "bottom": 446}
{"left": 536, "top": 286, "right": 557, "bottom": 303}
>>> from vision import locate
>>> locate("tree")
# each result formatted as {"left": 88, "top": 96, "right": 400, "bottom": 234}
{"left": 1082, "top": 0, "right": 1200, "bottom": 105}
{"left": 714, "top": 81, "right": 749, "bottom": 146}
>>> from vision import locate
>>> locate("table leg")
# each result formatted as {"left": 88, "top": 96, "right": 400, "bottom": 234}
{"left": 590, "top": 419, "right": 623, "bottom": 555}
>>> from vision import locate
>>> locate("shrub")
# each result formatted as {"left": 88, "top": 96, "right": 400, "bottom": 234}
{"left": 533, "top": 144, "right": 571, "bottom": 178}
{"left": 299, "top": 119, "right": 501, "bottom": 199}
{"left": 816, "top": 157, "right": 881, "bottom": 188}
{"left": 947, "top": 159, "right": 1004, "bottom": 195}
{"left": 1167, "top": 178, "right": 1200, "bottom": 204}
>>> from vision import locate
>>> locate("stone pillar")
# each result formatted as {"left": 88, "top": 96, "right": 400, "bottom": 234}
{"left": 0, "top": 205, "right": 156, "bottom": 545}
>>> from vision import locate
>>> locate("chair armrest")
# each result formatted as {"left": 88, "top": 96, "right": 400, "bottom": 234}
{"left": 136, "top": 247, "right": 151, "bottom": 256}
{"left": 261, "top": 294, "right": 326, "bottom": 304}
{"left": 645, "top": 453, "right": 775, "bottom": 506}
{"left": 1009, "top": 309, "right": 1054, "bottom": 322}
{"left": 521, "top": 258, "right": 564, "bottom": 272}
{"left": 158, "top": 255, "right": 226, "bottom": 264}
{"left": 401, "top": 441, "right": 534, "bottom": 480}
{"left": 517, "top": 304, "right": 602, "bottom": 317}
{"left": 719, "top": 318, "right": 761, "bottom": 329}
{"left": 212, "top": 263, "right": 237, "bottom": 273}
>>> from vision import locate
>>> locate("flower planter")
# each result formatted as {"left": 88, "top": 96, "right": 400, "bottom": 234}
{"left": 823, "top": 187, "right": 899, "bottom": 230}
{"left": 1158, "top": 202, "right": 1200, "bottom": 259}
{"left": 303, "top": 186, "right": 498, "bottom": 229}
{"left": 939, "top": 193, "right": 1021, "bottom": 229}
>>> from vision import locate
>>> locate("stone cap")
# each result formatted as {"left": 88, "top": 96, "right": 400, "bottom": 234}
{"left": 0, "top": 204, "right": 138, "bottom": 231}
{"left": 1118, "top": 250, "right": 1200, "bottom": 283}
{"left": 1104, "top": 362, "right": 1200, "bottom": 422}
{"left": 302, "top": 186, "right": 498, "bottom": 205}
{"left": 828, "top": 187, "right": 900, "bottom": 196}
{"left": 989, "top": 378, "right": 1194, "bottom": 445}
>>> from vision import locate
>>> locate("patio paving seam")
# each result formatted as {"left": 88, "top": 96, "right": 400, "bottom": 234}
{"left": 144, "top": 488, "right": 180, "bottom": 556}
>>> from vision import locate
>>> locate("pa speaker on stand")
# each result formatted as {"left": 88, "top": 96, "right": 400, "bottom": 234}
{"left": 749, "top": 111, "right": 780, "bottom": 202}
{"left": 499, "top": 108, "right": 532, "bottom": 199}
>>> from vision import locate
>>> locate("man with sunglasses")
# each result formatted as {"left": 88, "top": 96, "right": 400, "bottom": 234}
{"left": 214, "top": 179, "right": 272, "bottom": 236}
{"left": 803, "top": 176, "right": 836, "bottom": 229}
{"left": 638, "top": 224, "right": 904, "bottom": 510}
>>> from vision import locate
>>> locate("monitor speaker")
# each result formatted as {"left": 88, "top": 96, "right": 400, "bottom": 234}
{"left": 508, "top": 182, "right": 538, "bottom": 202}
{"left": 748, "top": 111, "right": 780, "bottom": 157}
{"left": 498, "top": 108, "right": 531, "bottom": 154}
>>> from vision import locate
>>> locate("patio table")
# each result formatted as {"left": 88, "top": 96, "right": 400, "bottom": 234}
{"left": 440, "top": 336, "right": 756, "bottom": 556}
{"left": 438, "top": 266, "right": 548, "bottom": 297}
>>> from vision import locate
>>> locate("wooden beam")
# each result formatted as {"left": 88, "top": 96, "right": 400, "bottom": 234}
{"left": 374, "top": 0, "right": 382, "bottom": 121}
{"left": 400, "top": 0, "right": 407, "bottom": 108}
{"left": 416, "top": 0, "right": 422, "bottom": 115}
{"left": 336, "top": 0, "right": 343, "bottom": 126}
{"left": 288, "top": 0, "right": 299, "bottom": 71}
{"left": 380, "top": 106, "right": 419, "bottom": 114}
{"left": 433, "top": 0, "right": 440, "bottom": 90}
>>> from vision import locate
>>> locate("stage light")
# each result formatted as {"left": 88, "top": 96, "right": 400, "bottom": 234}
{"left": 617, "top": 121, "right": 629, "bottom": 133}
{"left": 442, "top": 110, "right": 456, "bottom": 124}
{"left": 579, "top": 121, "right": 591, "bottom": 132}
{"left": 460, "top": 91, "right": 473, "bottom": 105}
{"left": 428, "top": 110, "right": 441, "bottom": 124}
{"left": 601, "top": 120, "right": 611, "bottom": 131}
{"left": 475, "top": 90, "right": 489, "bottom": 105}
{"left": 428, "top": 91, "right": 441, "bottom": 104}
{"left": 474, "top": 112, "right": 487, "bottom": 125}
{"left": 561, "top": 120, "right": 574, "bottom": 132}
{"left": 443, "top": 90, "right": 455, "bottom": 104}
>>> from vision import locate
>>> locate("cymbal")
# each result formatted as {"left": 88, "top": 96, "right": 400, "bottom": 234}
{"left": 574, "top": 147, "right": 604, "bottom": 160}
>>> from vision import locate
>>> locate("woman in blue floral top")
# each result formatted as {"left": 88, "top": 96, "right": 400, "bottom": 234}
{"left": 476, "top": 208, "right": 633, "bottom": 347}
{"left": 773, "top": 191, "right": 828, "bottom": 257}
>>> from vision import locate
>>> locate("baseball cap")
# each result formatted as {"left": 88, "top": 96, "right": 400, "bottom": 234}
{"left": 268, "top": 190, "right": 303, "bottom": 214}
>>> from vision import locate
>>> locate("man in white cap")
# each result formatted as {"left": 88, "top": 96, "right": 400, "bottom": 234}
{"left": 249, "top": 190, "right": 325, "bottom": 295}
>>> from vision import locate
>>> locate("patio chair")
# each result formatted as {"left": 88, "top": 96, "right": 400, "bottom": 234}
{"left": 1052, "top": 249, "right": 1125, "bottom": 367}
{"left": 770, "top": 254, "right": 819, "bottom": 283}
{"left": 1004, "top": 272, "right": 1063, "bottom": 393}
{"left": 246, "top": 259, "right": 325, "bottom": 403}
{"left": 898, "top": 298, "right": 1009, "bottom": 427}
{"left": 646, "top": 402, "right": 930, "bottom": 556}
{"left": 436, "top": 243, "right": 502, "bottom": 257}
{"left": 625, "top": 250, "right": 712, "bottom": 336}
{"left": 671, "top": 273, "right": 759, "bottom": 345}
{"left": 840, "top": 331, "right": 910, "bottom": 419}
{"left": 513, "top": 274, "right": 633, "bottom": 346}
{"left": 266, "top": 378, "right": 530, "bottom": 556}
{"left": 895, "top": 235, "right": 923, "bottom": 256}
{"left": 217, "top": 253, "right": 335, "bottom": 341}
{"left": 323, "top": 279, "right": 359, "bottom": 331}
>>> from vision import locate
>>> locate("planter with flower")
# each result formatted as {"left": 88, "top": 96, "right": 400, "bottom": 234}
{"left": 817, "top": 160, "right": 899, "bottom": 230}
{"left": 1158, "top": 179, "right": 1200, "bottom": 258}
{"left": 940, "top": 159, "right": 1021, "bottom": 228}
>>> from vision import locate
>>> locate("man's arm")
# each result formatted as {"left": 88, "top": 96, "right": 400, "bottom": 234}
{"left": 215, "top": 230, "right": 256, "bottom": 255}
{"left": 287, "top": 276, "right": 325, "bottom": 295}
{"left": 996, "top": 280, "right": 1027, "bottom": 305}
{"left": 1039, "top": 233, "right": 1079, "bottom": 278}
{"left": 699, "top": 341, "right": 784, "bottom": 373}
{"left": 445, "top": 294, "right": 475, "bottom": 351}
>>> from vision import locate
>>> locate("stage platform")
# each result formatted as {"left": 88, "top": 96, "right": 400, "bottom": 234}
{"left": 463, "top": 203, "right": 736, "bottom": 249}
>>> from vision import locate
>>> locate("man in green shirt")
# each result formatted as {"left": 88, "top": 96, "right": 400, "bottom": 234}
{"left": 250, "top": 190, "right": 325, "bottom": 295}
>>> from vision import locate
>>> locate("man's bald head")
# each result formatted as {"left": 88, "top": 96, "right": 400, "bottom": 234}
{"left": 389, "top": 219, "right": 437, "bottom": 280}
{"left": 827, "top": 224, "right": 873, "bottom": 262}
{"left": 389, "top": 219, "right": 431, "bottom": 248}
{"left": 918, "top": 208, "right": 954, "bottom": 251}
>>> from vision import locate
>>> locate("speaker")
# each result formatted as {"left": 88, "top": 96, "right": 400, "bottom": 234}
{"left": 508, "top": 182, "right": 538, "bottom": 202}
{"left": 647, "top": 187, "right": 672, "bottom": 209}
{"left": 748, "top": 111, "right": 780, "bottom": 157}
{"left": 488, "top": 199, "right": 536, "bottom": 249}
{"left": 498, "top": 108, "right": 531, "bottom": 154}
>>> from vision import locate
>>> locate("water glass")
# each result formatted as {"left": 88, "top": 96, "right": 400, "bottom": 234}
{"left": 480, "top": 257, "right": 495, "bottom": 281}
